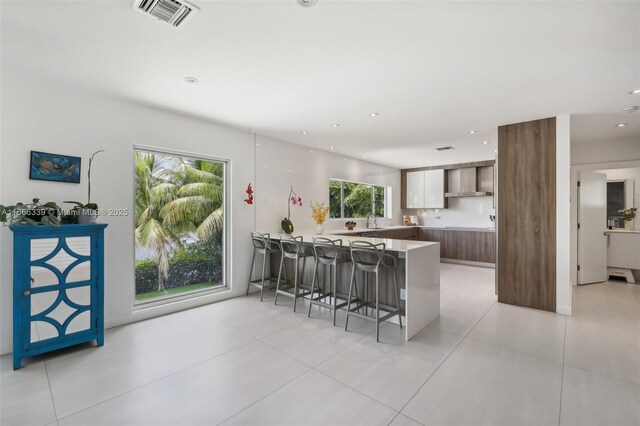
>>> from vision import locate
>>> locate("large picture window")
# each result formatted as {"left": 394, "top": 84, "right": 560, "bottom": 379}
{"left": 329, "top": 179, "right": 391, "bottom": 219}
{"left": 133, "top": 148, "right": 226, "bottom": 305}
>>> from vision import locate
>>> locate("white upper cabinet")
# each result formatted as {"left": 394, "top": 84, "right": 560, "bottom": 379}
{"left": 406, "top": 171, "right": 425, "bottom": 208}
{"left": 424, "top": 169, "right": 445, "bottom": 208}
{"left": 405, "top": 169, "right": 445, "bottom": 209}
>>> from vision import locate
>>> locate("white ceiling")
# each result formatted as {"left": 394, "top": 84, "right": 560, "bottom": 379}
{"left": 2, "top": 0, "right": 639, "bottom": 168}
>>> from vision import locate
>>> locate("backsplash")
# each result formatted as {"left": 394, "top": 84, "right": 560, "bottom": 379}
{"left": 403, "top": 197, "right": 495, "bottom": 228}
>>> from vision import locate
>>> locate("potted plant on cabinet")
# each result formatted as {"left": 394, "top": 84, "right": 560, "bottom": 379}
{"left": 64, "top": 150, "right": 104, "bottom": 224}
{"left": 0, "top": 198, "right": 61, "bottom": 226}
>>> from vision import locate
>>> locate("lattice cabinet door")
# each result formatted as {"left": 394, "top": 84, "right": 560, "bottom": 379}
{"left": 11, "top": 224, "right": 108, "bottom": 370}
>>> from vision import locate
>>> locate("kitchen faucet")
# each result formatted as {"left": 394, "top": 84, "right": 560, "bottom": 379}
{"left": 366, "top": 212, "right": 377, "bottom": 229}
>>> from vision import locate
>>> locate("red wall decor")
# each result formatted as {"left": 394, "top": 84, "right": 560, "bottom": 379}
{"left": 244, "top": 183, "right": 254, "bottom": 205}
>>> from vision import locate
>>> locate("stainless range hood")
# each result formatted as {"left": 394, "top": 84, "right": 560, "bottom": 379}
{"left": 445, "top": 166, "right": 493, "bottom": 198}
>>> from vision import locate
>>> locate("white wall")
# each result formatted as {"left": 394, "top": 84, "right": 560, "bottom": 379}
{"left": 572, "top": 136, "right": 640, "bottom": 166}
{"left": 0, "top": 69, "right": 256, "bottom": 354}
{"left": 404, "top": 197, "right": 495, "bottom": 228}
{"left": 254, "top": 135, "right": 401, "bottom": 233}
{"left": 556, "top": 114, "right": 572, "bottom": 315}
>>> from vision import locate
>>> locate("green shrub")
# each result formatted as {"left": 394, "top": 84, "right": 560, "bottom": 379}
{"left": 135, "top": 236, "right": 223, "bottom": 295}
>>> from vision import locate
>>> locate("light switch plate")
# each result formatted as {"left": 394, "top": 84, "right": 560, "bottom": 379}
{"left": 400, "top": 289, "right": 407, "bottom": 300}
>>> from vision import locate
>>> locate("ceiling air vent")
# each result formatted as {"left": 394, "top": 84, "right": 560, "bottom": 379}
{"left": 435, "top": 146, "right": 455, "bottom": 151}
{"left": 132, "top": 0, "right": 200, "bottom": 29}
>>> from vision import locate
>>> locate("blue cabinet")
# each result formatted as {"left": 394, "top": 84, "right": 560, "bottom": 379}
{"left": 10, "top": 224, "right": 108, "bottom": 369}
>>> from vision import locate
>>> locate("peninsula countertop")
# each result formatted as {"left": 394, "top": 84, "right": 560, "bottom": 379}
{"left": 605, "top": 229, "right": 640, "bottom": 234}
{"left": 259, "top": 228, "right": 441, "bottom": 340}
{"left": 331, "top": 224, "right": 496, "bottom": 235}
{"left": 263, "top": 231, "right": 439, "bottom": 253}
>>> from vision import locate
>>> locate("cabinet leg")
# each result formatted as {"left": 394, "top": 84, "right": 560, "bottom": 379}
{"left": 13, "top": 355, "right": 22, "bottom": 370}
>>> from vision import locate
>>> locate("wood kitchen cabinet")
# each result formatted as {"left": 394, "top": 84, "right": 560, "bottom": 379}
{"left": 401, "top": 160, "right": 495, "bottom": 208}
{"left": 375, "top": 227, "right": 418, "bottom": 240}
{"left": 419, "top": 228, "right": 495, "bottom": 264}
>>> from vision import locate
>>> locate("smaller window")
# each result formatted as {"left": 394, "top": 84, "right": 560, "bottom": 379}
{"left": 328, "top": 179, "right": 391, "bottom": 219}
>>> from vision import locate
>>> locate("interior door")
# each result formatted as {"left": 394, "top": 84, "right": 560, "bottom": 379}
{"left": 578, "top": 171, "right": 608, "bottom": 285}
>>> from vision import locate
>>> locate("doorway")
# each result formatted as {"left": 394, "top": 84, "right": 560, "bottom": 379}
{"left": 576, "top": 166, "right": 639, "bottom": 286}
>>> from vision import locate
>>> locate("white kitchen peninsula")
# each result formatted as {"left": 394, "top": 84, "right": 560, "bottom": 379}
{"left": 265, "top": 232, "right": 440, "bottom": 341}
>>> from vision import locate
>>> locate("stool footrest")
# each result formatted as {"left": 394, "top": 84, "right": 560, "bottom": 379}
{"left": 276, "top": 288, "right": 313, "bottom": 299}
{"left": 346, "top": 309, "right": 401, "bottom": 324}
{"left": 309, "top": 298, "right": 349, "bottom": 310}
{"left": 249, "top": 276, "right": 286, "bottom": 285}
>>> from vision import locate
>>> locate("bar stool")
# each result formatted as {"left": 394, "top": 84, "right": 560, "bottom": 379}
{"left": 247, "top": 232, "right": 286, "bottom": 301}
{"left": 308, "top": 237, "right": 353, "bottom": 326}
{"left": 275, "top": 235, "right": 318, "bottom": 312}
{"left": 345, "top": 240, "right": 403, "bottom": 342}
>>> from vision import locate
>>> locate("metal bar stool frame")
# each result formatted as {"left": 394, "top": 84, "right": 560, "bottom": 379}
{"left": 275, "top": 235, "right": 319, "bottom": 312}
{"left": 247, "top": 232, "right": 287, "bottom": 301}
{"left": 307, "top": 237, "right": 354, "bottom": 326}
{"left": 345, "top": 240, "right": 403, "bottom": 342}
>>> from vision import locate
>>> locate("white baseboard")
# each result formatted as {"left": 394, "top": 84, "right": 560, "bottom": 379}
{"left": 556, "top": 305, "right": 572, "bottom": 316}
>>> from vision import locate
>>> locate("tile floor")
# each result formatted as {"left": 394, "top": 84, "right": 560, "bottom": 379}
{"left": 1, "top": 263, "right": 639, "bottom": 426}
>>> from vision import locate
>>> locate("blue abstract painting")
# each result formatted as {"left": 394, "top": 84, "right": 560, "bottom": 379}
{"left": 30, "top": 151, "right": 81, "bottom": 183}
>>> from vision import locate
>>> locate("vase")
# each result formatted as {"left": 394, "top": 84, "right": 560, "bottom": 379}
{"left": 624, "top": 220, "right": 633, "bottom": 231}
{"left": 281, "top": 218, "right": 294, "bottom": 234}
{"left": 315, "top": 224, "right": 324, "bottom": 235}
{"left": 78, "top": 208, "right": 98, "bottom": 224}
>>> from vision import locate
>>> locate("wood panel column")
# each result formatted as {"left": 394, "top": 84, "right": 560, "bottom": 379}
{"left": 497, "top": 117, "right": 556, "bottom": 312}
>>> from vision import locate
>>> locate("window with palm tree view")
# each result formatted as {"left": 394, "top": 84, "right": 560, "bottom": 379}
{"left": 329, "top": 179, "right": 390, "bottom": 219}
{"left": 134, "top": 149, "right": 225, "bottom": 304}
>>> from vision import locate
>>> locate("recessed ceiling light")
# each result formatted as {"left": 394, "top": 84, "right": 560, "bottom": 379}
{"left": 329, "top": 146, "right": 335, "bottom": 150}
{"left": 494, "top": 150, "right": 498, "bottom": 153}
{"left": 184, "top": 77, "right": 199, "bottom": 84}
{"left": 629, "top": 89, "right": 640, "bottom": 95}
{"left": 615, "top": 123, "right": 628, "bottom": 127}
{"left": 310, "top": 150, "right": 314, "bottom": 153}
{"left": 370, "top": 113, "right": 380, "bottom": 117}
{"left": 468, "top": 130, "right": 477, "bottom": 134}
{"left": 300, "top": 131, "right": 309, "bottom": 135}
{"left": 331, "top": 123, "right": 340, "bottom": 127}
{"left": 256, "top": 143, "right": 260, "bottom": 147}
{"left": 482, "top": 140, "right": 490, "bottom": 145}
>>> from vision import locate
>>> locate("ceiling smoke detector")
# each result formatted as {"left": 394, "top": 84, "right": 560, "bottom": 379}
{"left": 435, "top": 146, "right": 455, "bottom": 151}
{"left": 132, "top": 0, "right": 200, "bottom": 29}
{"left": 297, "top": 0, "right": 318, "bottom": 7}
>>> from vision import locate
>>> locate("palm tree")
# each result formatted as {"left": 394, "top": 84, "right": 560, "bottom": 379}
{"left": 134, "top": 152, "right": 183, "bottom": 291}
{"left": 159, "top": 159, "right": 224, "bottom": 240}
